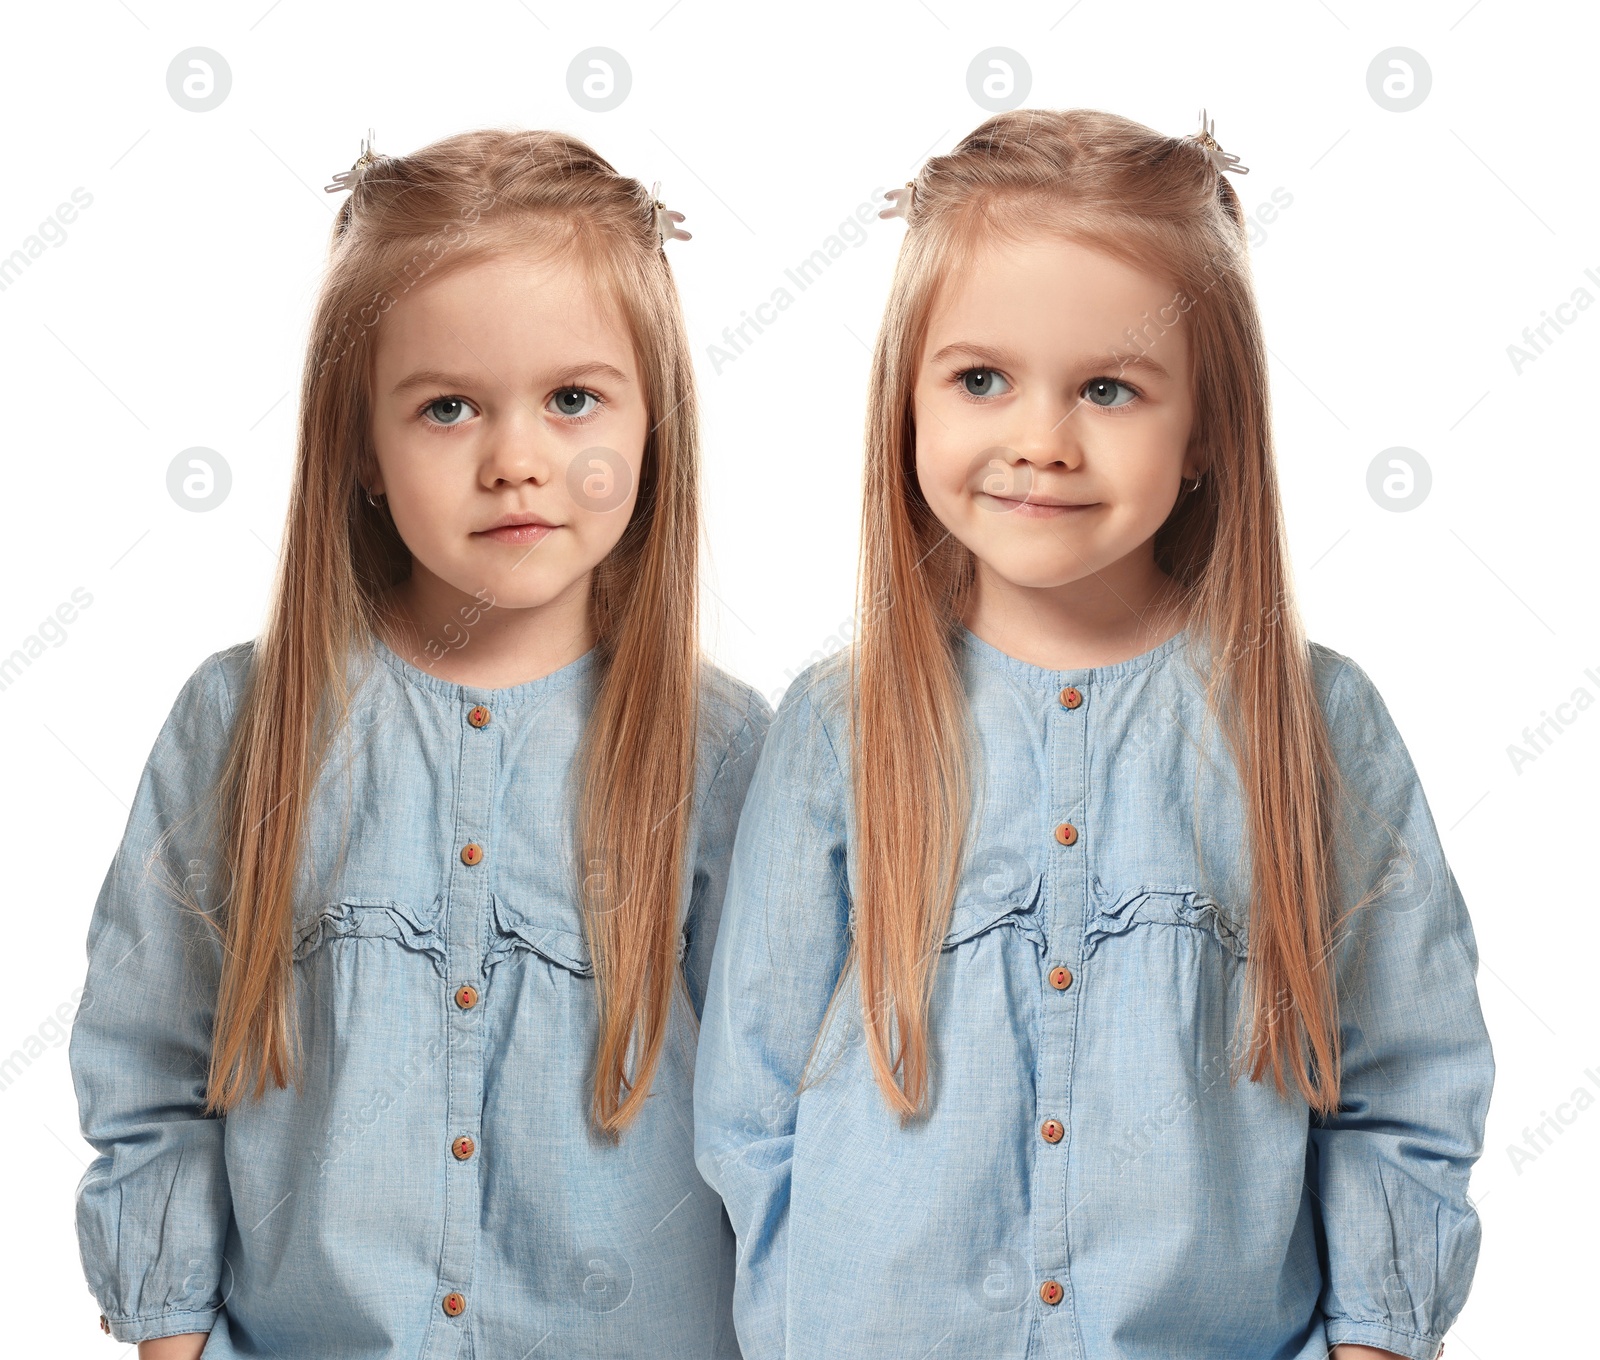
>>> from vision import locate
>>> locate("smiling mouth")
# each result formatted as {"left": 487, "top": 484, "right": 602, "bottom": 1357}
{"left": 985, "top": 493, "right": 1100, "bottom": 514}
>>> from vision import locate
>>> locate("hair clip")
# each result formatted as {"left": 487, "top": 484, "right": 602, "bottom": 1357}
{"left": 651, "top": 182, "right": 691, "bottom": 245}
{"left": 1189, "top": 109, "right": 1249, "bottom": 177}
{"left": 325, "top": 128, "right": 379, "bottom": 194}
{"left": 878, "top": 181, "right": 916, "bottom": 221}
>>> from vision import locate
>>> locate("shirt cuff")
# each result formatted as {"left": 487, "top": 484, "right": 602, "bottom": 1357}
{"left": 1324, "top": 1313, "right": 1444, "bottom": 1360}
{"left": 101, "top": 1305, "right": 220, "bottom": 1345}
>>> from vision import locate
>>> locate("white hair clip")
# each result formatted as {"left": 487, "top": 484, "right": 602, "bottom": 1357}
{"left": 878, "top": 181, "right": 916, "bottom": 221}
{"left": 325, "top": 128, "right": 379, "bottom": 194}
{"left": 1190, "top": 109, "right": 1249, "bottom": 177}
{"left": 651, "top": 182, "right": 692, "bottom": 245}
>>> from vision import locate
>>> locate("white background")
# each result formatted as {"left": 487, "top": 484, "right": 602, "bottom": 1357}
{"left": 1, "top": 1, "right": 1594, "bottom": 1354}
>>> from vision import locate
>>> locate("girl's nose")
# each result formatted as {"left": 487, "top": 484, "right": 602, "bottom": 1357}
{"left": 481, "top": 407, "right": 555, "bottom": 488}
{"left": 1014, "top": 392, "right": 1085, "bottom": 469}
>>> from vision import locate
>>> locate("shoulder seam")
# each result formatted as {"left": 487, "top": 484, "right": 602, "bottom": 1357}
{"left": 702, "top": 686, "right": 770, "bottom": 800}
{"left": 208, "top": 651, "right": 237, "bottom": 728}
{"left": 205, "top": 641, "right": 255, "bottom": 730}
{"left": 795, "top": 681, "right": 848, "bottom": 792}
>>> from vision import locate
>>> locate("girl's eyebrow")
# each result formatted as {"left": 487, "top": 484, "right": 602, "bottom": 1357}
{"left": 925, "top": 341, "right": 1026, "bottom": 370}
{"left": 925, "top": 341, "right": 1171, "bottom": 383}
{"left": 1098, "top": 350, "right": 1171, "bottom": 381}
{"left": 390, "top": 368, "right": 478, "bottom": 396}
{"left": 389, "top": 361, "right": 632, "bottom": 397}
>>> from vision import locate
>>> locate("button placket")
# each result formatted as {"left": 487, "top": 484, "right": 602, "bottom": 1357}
{"left": 424, "top": 692, "right": 497, "bottom": 1351}
{"left": 1037, "top": 674, "right": 1087, "bottom": 1334}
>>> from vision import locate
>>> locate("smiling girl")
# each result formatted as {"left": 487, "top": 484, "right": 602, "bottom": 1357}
{"left": 695, "top": 109, "right": 1492, "bottom": 1360}
{"left": 69, "top": 129, "right": 767, "bottom": 1358}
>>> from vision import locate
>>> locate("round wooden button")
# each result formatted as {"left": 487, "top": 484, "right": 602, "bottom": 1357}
{"left": 1048, "top": 965, "right": 1073, "bottom": 991}
{"left": 454, "top": 984, "right": 479, "bottom": 1010}
{"left": 1040, "top": 1118, "right": 1064, "bottom": 1144}
{"left": 452, "top": 1135, "right": 476, "bottom": 1161}
{"left": 460, "top": 842, "right": 484, "bottom": 866}
{"left": 1039, "top": 1279, "right": 1064, "bottom": 1306}
{"left": 441, "top": 1291, "right": 466, "bottom": 1317}
{"left": 1059, "top": 686, "right": 1083, "bottom": 709}
{"left": 467, "top": 705, "right": 491, "bottom": 729}
{"left": 1053, "top": 822, "right": 1078, "bottom": 847}
{"left": 99, "top": 1316, "right": 110, "bottom": 1335}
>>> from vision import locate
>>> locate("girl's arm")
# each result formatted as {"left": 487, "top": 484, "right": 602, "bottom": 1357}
{"left": 138, "top": 1334, "right": 210, "bottom": 1359}
{"left": 1310, "top": 656, "right": 1494, "bottom": 1360}
{"left": 693, "top": 680, "right": 852, "bottom": 1360}
{"left": 68, "top": 653, "right": 240, "bottom": 1346}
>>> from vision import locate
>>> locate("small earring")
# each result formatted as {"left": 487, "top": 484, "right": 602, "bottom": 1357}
{"left": 365, "top": 486, "right": 385, "bottom": 507}
{"left": 1188, "top": 472, "right": 1202, "bottom": 492}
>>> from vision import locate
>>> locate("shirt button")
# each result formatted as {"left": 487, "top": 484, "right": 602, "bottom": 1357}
{"left": 1048, "top": 965, "right": 1073, "bottom": 990}
{"left": 99, "top": 1316, "right": 110, "bottom": 1334}
{"left": 1059, "top": 686, "right": 1083, "bottom": 709}
{"left": 467, "top": 704, "right": 491, "bottom": 728}
{"left": 1039, "top": 1279, "right": 1064, "bottom": 1306}
{"left": 452, "top": 1135, "right": 476, "bottom": 1160}
{"left": 454, "top": 984, "right": 479, "bottom": 1010}
{"left": 1053, "top": 822, "right": 1078, "bottom": 847}
{"left": 1040, "top": 1118, "right": 1065, "bottom": 1144}
{"left": 441, "top": 1291, "right": 466, "bottom": 1317}
{"left": 460, "top": 842, "right": 484, "bottom": 866}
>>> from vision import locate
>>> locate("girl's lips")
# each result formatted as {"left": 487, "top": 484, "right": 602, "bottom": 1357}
{"left": 476, "top": 523, "right": 557, "bottom": 544}
{"left": 987, "top": 496, "right": 1100, "bottom": 519}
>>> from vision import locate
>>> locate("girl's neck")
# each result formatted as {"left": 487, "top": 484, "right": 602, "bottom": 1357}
{"left": 963, "top": 556, "right": 1190, "bottom": 672}
{"left": 376, "top": 569, "right": 596, "bottom": 690}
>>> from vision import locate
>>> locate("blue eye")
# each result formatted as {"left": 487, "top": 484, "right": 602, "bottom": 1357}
{"left": 1083, "top": 377, "right": 1138, "bottom": 409}
{"left": 422, "top": 396, "right": 475, "bottom": 427}
{"left": 960, "top": 368, "right": 1010, "bottom": 398}
{"left": 549, "top": 388, "right": 600, "bottom": 419}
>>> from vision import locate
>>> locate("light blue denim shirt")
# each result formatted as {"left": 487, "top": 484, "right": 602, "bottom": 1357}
{"left": 69, "top": 635, "right": 771, "bottom": 1356}
{"left": 694, "top": 624, "right": 1493, "bottom": 1360}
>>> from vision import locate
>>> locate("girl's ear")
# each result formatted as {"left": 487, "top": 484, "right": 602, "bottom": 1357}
{"left": 359, "top": 449, "right": 385, "bottom": 498}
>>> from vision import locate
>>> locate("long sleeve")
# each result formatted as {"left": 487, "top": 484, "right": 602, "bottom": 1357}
{"left": 683, "top": 692, "right": 775, "bottom": 1020}
{"left": 1310, "top": 656, "right": 1495, "bottom": 1360}
{"left": 693, "top": 678, "right": 853, "bottom": 1360}
{"left": 68, "top": 651, "right": 242, "bottom": 1343}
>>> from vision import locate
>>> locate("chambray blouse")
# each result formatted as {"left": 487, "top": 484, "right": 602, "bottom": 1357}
{"left": 694, "top": 625, "right": 1494, "bottom": 1360}
{"left": 69, "top": 635, "right": 771, "bottom": 1356}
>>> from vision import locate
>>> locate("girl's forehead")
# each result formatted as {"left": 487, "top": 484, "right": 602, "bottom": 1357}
{"left": 939, "top": 232, "right": 1175, "bottom": 310}
{"left": 921, "top": 235, "right": 1188, "bottom": 366}
{"left": 372, "top": 246, "right": 634, "bottom": 367}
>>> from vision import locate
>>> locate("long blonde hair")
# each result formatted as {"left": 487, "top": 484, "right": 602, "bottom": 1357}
{"left": 828, "top": 108, "right": 1373, "bottom": 1120}
{"left": 202, "top": 129, "right": 702, "bottom": 1137}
